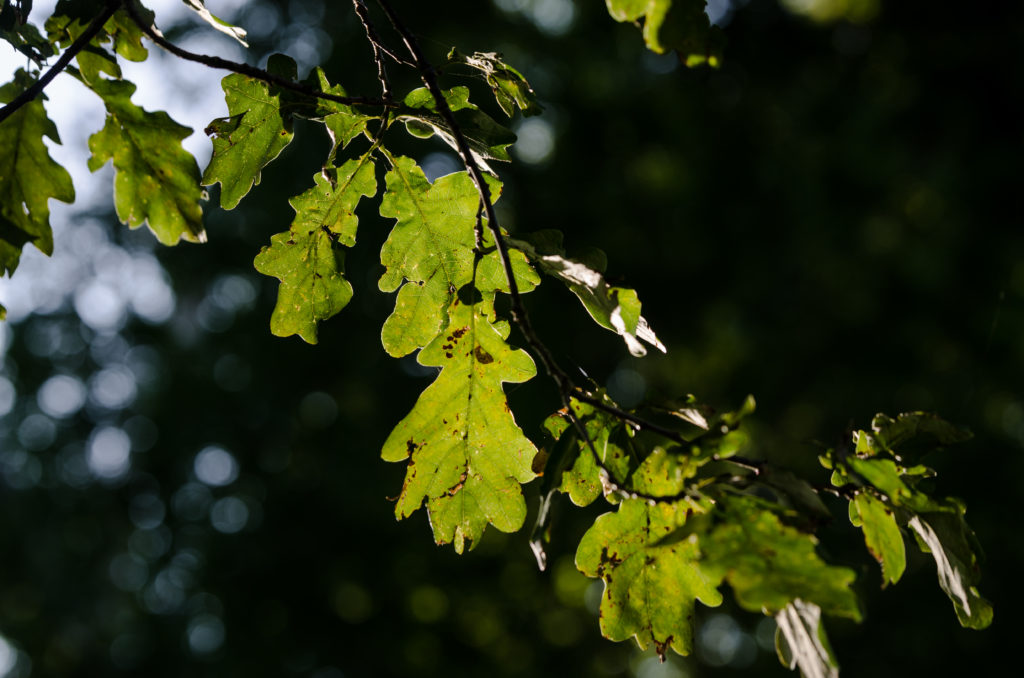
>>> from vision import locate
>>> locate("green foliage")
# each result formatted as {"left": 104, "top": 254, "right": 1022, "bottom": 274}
{"left": 202, "top": 56, "right": 297, "bottom": 210}
{"left": 84, "top": 75, "right": 206, "bottom": 245}
{"left": 381, "top": 294, "right": 538, "bottom": 553}
{"left": 254, "top": 155, "right": 377, "bottom": 343}
{"left": 0, "top": 2, "right": 995, "bottom": 675}
{"left": 0, "top": 70, "right": 74, "bottom": 275}
{"left": 605, "top": 0, "right": 724, "bottom": 66}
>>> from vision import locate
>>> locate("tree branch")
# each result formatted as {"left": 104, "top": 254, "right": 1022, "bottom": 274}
{"left": 121, "top": 1, "right": 395, "bottom": 110}
{"left": 373, "top": 0, "right": 765, "bottom": 508}
{"left": 0, "top": 0, "right": 120, "bottom": 124}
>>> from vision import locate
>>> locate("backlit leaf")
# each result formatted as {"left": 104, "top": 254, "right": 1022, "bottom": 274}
{"left": 510, "top": 233, "right": 665, "bottom": 356}
{"left": 446, "top": 48, "right": 542, "bottom": 117}
{"left": 182, "top": 0, "right": 248, "bottom": 46}
{"left": 0, "top": 70, "right": 75, "bottom": 275}
{"left": 576, "top": 451, "right": 722, "bottom": 658}
{"left": 604, "top": 0, "right": 723, "bottom": 66}
{"left": 85, "top": 77, "right": 205, "bottom": 245}
{"left": 254, "top": 155, "right": 377, "bottom": 343}
{"left": 381, "top": 294, "right": 538, "bottom": 553}
{"left": 849, "top": 492, "right": 906, "bottom": 586}
{"left": 378, "top": 156, "right": 480, "bottom": 357}
{"left": 203, "top": 55, "right": 297, "bottom": 209}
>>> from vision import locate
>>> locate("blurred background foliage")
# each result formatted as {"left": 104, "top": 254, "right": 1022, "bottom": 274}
{"left": 0, "top": 0, "right": 1020, "bottom": 676}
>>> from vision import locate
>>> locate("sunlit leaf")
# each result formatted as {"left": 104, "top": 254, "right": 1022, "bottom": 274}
{"left": 254, "top": 155, "right": 377, "bottom": 343}
{"left": 378, "top": 156, "right": 480, "bottom": 357}
{"left": 446, "top": 48, "right": 542, "bottom": 117}
{"left": 849, "top": 492, "right": 906, "bottom": 586}
{"left": 604, "top": 0, "right": 723, "bottom": 66}
{"left": 576, "top": 450, "right": 722, "bottom": 658}
{"left": 907, "top": 507, "right": 993, "bottom": 629}
{"left": 398, "top": 86, "right": 516, "bottom": 172}
{"left": 202, "top": 55, "right": 297, "bottom": 209}
{"left": 182, "top": 0, "right": 248, "bottom": 46}
{"left": 0, "top": 70, "right": 75, "bottom": 274}
{"left": 510, "top": 232, "right": 665, "bottom": 356}
{"left": 381, "top": 294, "right": 537, "bottom": 553}
{"left": 85, "top": 77, "right": 206, "bottom": 245}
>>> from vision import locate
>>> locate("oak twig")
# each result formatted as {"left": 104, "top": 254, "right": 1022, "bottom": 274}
{"left": 0, "top": 0, "right": 121, "bottom": 124}
{"left": 122, "top": 1, "right": 395, "bottom": 110}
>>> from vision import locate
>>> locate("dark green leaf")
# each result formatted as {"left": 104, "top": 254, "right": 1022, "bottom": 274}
{"left": 700, "top": 495, "right": 862, "bottom": 620}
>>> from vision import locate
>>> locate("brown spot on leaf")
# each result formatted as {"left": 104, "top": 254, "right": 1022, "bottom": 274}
{"left": 451, "top": 327, "right": 468, "bottom": 339}
{"left": 406, "top": 439, "right": 419, "bottom": 455}
{"left": 654, "top": 637, "right": 672, "bottom": 661}
{"left": 473, "top": 346, "right": 494, "bottom": 364}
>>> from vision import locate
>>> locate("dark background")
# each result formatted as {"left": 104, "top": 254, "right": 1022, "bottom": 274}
{"left": 0, "top": 0, "right": 1020, "bottom": 675}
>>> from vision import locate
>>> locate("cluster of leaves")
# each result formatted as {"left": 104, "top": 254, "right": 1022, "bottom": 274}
{"left": 0, "top": 1, "right": 993, "bottom": 676}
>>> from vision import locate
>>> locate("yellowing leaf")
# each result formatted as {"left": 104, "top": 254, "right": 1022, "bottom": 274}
{"left": 86, "top": 77, "right": 205, "bottom": 245}
{"left": 381, "top": 295, "right": 537, "bottom": 553}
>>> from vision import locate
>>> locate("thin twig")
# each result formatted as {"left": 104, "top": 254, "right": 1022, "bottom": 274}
{"left": 352, "top": 0, "right": 393, "bottom": 101}
{"left": 0, "top": 0, "right": 121, "bottom": 124}
{"left": 374, "top": 0, "right": 764, "bottom": 505}
{"left": 121, "top": 1, "right": 395, "bottom": 110}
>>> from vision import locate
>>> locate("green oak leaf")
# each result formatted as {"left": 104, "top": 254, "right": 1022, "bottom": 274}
{"left": 775, "top": 599, "right": 840, "bottom": 678}
{"left": 576, "top": 450, "right": 722, "bottom": 658}
{"left": 202, "top": 55, "right": 297, "bottom": 209}
{"left": 0, "top": 70, "right": 75, "bottom": 275}
{"left": 254, "top": 155, "right": 377, "bottom": 343}
{"left": 850, "top": 492, "right": 906, "bottom": 586}
{"left": 605, "top": 0, "right": 724, "bottom": 66}
{"left": 700, "top": 495, "right": 862, "bottom": 621}
{"left": 304, "top": 68, "right": 374, "bottom": 164}
{"left": 253, "top": 229, "right": 351, "bottom": 345}
{"left": 398, "top": 86, "right": 516, "bottom": 172}
{"left": 446, "top": 48, "right": 542, "bottom": 117}
{"left": 381, "top": 295, "right": 538, "bottom": 553}
{"left": 378, "top": 156, "right": 481, "bottom": 357}
{"left": 509, "top": 232, "right": 665, "bottom": 356}
{"left": 543, "top": 397, "right": 637, "bottom": 507}
{"left": 85, "top": 77, "right": 205, "bottom": 245}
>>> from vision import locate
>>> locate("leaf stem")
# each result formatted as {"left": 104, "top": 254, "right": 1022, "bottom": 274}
{"left": 0, "top": 0, "right": 121, "bottom": 124}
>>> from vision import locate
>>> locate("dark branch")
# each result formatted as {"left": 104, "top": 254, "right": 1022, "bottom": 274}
{"left": 0, "top": 0, "right": 120, "bottom": 124}
{"left": 122, "top": 1, "right": 395, "bottom": 110}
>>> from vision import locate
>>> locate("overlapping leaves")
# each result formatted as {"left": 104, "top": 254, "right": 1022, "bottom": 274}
{"left": 826, "top": 412, "right": 993, "bottom": 629}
